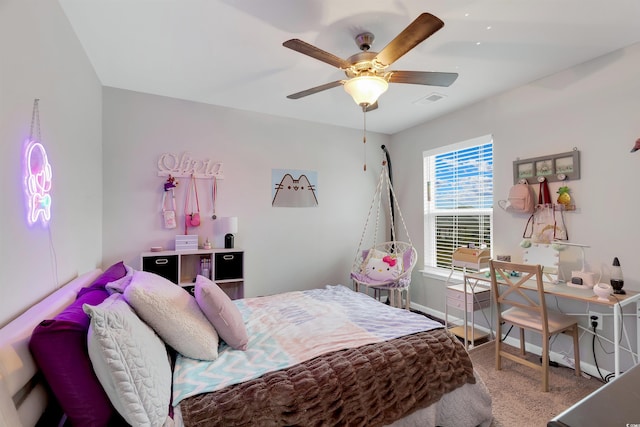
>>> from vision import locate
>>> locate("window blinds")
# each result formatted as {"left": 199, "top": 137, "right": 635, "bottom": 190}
{"left": 424, "top": 139, "right": 493, "bottom": 270}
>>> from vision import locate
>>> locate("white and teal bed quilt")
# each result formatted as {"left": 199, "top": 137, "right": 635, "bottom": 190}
{"left": 172, "top": 284, "right": 442, "bottom": 405}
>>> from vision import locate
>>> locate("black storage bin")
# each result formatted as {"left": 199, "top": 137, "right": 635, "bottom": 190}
{"left": 214, "top": 252, "right": 243, "bottom": 281}
{"left": 142, "top": 255, "right": 179, "bottom": 284}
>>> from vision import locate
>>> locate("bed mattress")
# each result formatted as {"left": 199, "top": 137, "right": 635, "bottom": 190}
{"left": 173, "top": 285, "right": 483, "bottom": 426}
{"left": 180, "top": 327, "right": 475, "bottom": 426}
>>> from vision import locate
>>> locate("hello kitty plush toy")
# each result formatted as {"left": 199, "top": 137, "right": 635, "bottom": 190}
{"left": 365, "top": 255, "right": 402, "bottom": 281}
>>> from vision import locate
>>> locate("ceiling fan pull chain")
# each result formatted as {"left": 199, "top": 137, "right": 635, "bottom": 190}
{"left": 363, "top": 107, "right": 367, "bottom": 171}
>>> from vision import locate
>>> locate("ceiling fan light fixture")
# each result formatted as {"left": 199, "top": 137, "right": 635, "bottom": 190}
{"left": 343, "top": 75, "right": 388, "bottom": 107}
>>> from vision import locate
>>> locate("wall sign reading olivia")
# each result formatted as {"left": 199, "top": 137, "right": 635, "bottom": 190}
{"left": 513, "top": 150, "right": 580, "bottom": 184}
{"left": 157, "top": 152, "right": 224, "bottom": 179}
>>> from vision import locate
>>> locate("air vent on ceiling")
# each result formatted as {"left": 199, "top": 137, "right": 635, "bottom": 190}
{"left": 413, "top": 92, "right": 446, "bottom": 105}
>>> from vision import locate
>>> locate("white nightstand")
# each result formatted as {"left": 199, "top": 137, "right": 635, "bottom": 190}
{"left": 444, "top": 247, "right": 492, "bottom": 349}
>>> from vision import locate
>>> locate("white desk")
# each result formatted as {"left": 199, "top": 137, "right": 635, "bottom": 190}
{"left": 465, "top": 272, "right": 640, "bottom": 377}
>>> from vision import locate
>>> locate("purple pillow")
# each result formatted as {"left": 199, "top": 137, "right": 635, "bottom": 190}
{"left": 403, "top": 248, "right": 413, "bottom": 272}
{"left": 29, "top": 262, "right": 127, "bottom": 426}
{"left": 78, "top": 261, "right": 127, "bottom": 297}
{"left": 194, "top": 275, "right": 248, "bottom": 351}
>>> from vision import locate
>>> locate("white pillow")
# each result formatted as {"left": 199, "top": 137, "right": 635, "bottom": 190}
{"left": 84, "top": 294, "right": 171, "bottom": 427}
{"left": 124, "top": 270, "right": 219, "bottom": 360}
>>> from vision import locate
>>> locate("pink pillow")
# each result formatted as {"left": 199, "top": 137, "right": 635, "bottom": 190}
{"left": 194, "top": 275, "right": 248, "bottom": 351}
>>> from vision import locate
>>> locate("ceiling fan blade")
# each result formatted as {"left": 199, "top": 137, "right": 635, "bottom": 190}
{"left": 374, "top": 13, "right": 444, "bottom": 67}
{"left": 283, "top": 39, "right": 352, "bottom": 69}
{"left": 389, "top": 71, "right": 458, "bottom": 87}
{"left": 286, "top": 80, "right": 344, "bottom": 99}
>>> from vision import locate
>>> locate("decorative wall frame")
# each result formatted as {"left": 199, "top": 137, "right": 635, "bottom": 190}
{"left": 513, "top": 149, "right": 580, "bottom": 184}
{"left": 271, "top": 169, "right": 318, "bottom": 207}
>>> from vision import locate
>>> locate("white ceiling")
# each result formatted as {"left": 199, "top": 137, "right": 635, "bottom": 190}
{"left": 58, "top": 0, "right": 640, "bottom": 135}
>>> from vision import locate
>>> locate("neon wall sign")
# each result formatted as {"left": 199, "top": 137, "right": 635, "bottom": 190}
{"left": 24, "top": 139, "right": 52, "bottom": 226}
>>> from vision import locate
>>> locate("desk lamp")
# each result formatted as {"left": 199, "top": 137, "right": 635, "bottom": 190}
{"left": 220, "top": 216, "right": 238, "bottom": 249}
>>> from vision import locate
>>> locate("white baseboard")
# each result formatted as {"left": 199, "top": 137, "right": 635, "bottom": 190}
{"left": 409, "top": 301, "right": 610, "bottom": 380}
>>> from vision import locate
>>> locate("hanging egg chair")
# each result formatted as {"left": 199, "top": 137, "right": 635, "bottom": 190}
{"left": 350, "top": 156, "right": 417, "bottom": 307}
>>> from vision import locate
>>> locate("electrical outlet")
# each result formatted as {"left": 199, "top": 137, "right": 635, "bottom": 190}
{"left": 589, "top": 311, "right": 603, "bottom": 331}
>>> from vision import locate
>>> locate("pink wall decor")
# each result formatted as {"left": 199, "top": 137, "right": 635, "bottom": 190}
{"left": 24, "top": 139, "right": 52, "bottom": 226}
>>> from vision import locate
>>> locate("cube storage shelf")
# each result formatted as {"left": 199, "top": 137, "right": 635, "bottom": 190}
{"left": 141, "top": 248, "right": 244, "bottom": 300}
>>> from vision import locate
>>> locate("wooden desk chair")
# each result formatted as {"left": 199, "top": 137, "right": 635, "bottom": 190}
{"left": 489, "top": 260, "right": 581, "bottom": 392}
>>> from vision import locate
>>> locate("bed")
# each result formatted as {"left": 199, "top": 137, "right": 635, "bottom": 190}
{"left": 0, "top": 265, "right": 493, "bottom": 427}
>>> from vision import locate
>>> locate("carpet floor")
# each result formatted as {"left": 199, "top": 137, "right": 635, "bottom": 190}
{"left": 468, "top": 341, "right": 604, "bottom": 427}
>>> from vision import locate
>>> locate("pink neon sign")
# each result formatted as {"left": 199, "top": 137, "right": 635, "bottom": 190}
{"left": 24, "top": 139, "right": 52, "bottom": 225}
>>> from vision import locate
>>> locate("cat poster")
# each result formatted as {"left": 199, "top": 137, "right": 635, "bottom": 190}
{"left": 272, "top": 169, "right": 318, "bottom": 207}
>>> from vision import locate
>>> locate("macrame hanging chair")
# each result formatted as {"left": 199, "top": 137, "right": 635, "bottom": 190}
{"left": 351, "top": 160, "right": 417, "bottom": 291}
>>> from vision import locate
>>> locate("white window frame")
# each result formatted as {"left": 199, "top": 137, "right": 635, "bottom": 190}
{"left": 422, "top": 135, "right": 494, "bottom": 278}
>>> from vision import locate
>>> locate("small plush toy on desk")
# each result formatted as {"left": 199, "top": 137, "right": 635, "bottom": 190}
{"left": 485, "top": 270, "right": 517, "bottom": 279}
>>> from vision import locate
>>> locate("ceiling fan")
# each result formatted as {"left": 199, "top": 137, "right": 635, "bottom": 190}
{"left": 283, "top": 13, "right": 458, "bottom": 112}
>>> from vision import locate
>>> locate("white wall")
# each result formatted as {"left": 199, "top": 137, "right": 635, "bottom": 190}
{"left": 0, "top": 0, "right": 103, "bottom": 326}
{"left": 102, "top": 88, "right": 390, "bottom": 297}
{"left": 5, "top": 0, "right": 639, "bottom": 373}
{"left": 0, "top": 0, "right": 390, "bottom": 324}
{"left": 391, "top": 42, "right": 640, "bottom": 372}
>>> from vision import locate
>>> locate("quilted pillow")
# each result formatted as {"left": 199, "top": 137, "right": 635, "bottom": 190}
{"left": 124, "top": 270, "right": 219, "bottom": 360}
{"left": 84, "top": 294, "right": 171, "bottom": 427}
{"left": 29, "top": 262, "right": 128, "bottom": 426}
{"left": 194, "top": 275, "right": 248, "bottom": 350}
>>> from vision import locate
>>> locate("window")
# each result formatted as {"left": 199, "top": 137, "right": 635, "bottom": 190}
{"left": 423, "top": 135, "right": 493, "bottom": 273}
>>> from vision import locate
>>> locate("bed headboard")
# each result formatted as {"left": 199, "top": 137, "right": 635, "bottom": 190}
{"left": 0, "top": 269, "right": 102, "bottom": 427}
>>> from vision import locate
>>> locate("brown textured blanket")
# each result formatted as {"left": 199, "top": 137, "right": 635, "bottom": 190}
{"left": 180, "top": 328, "right": 475, "bottom": 426}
